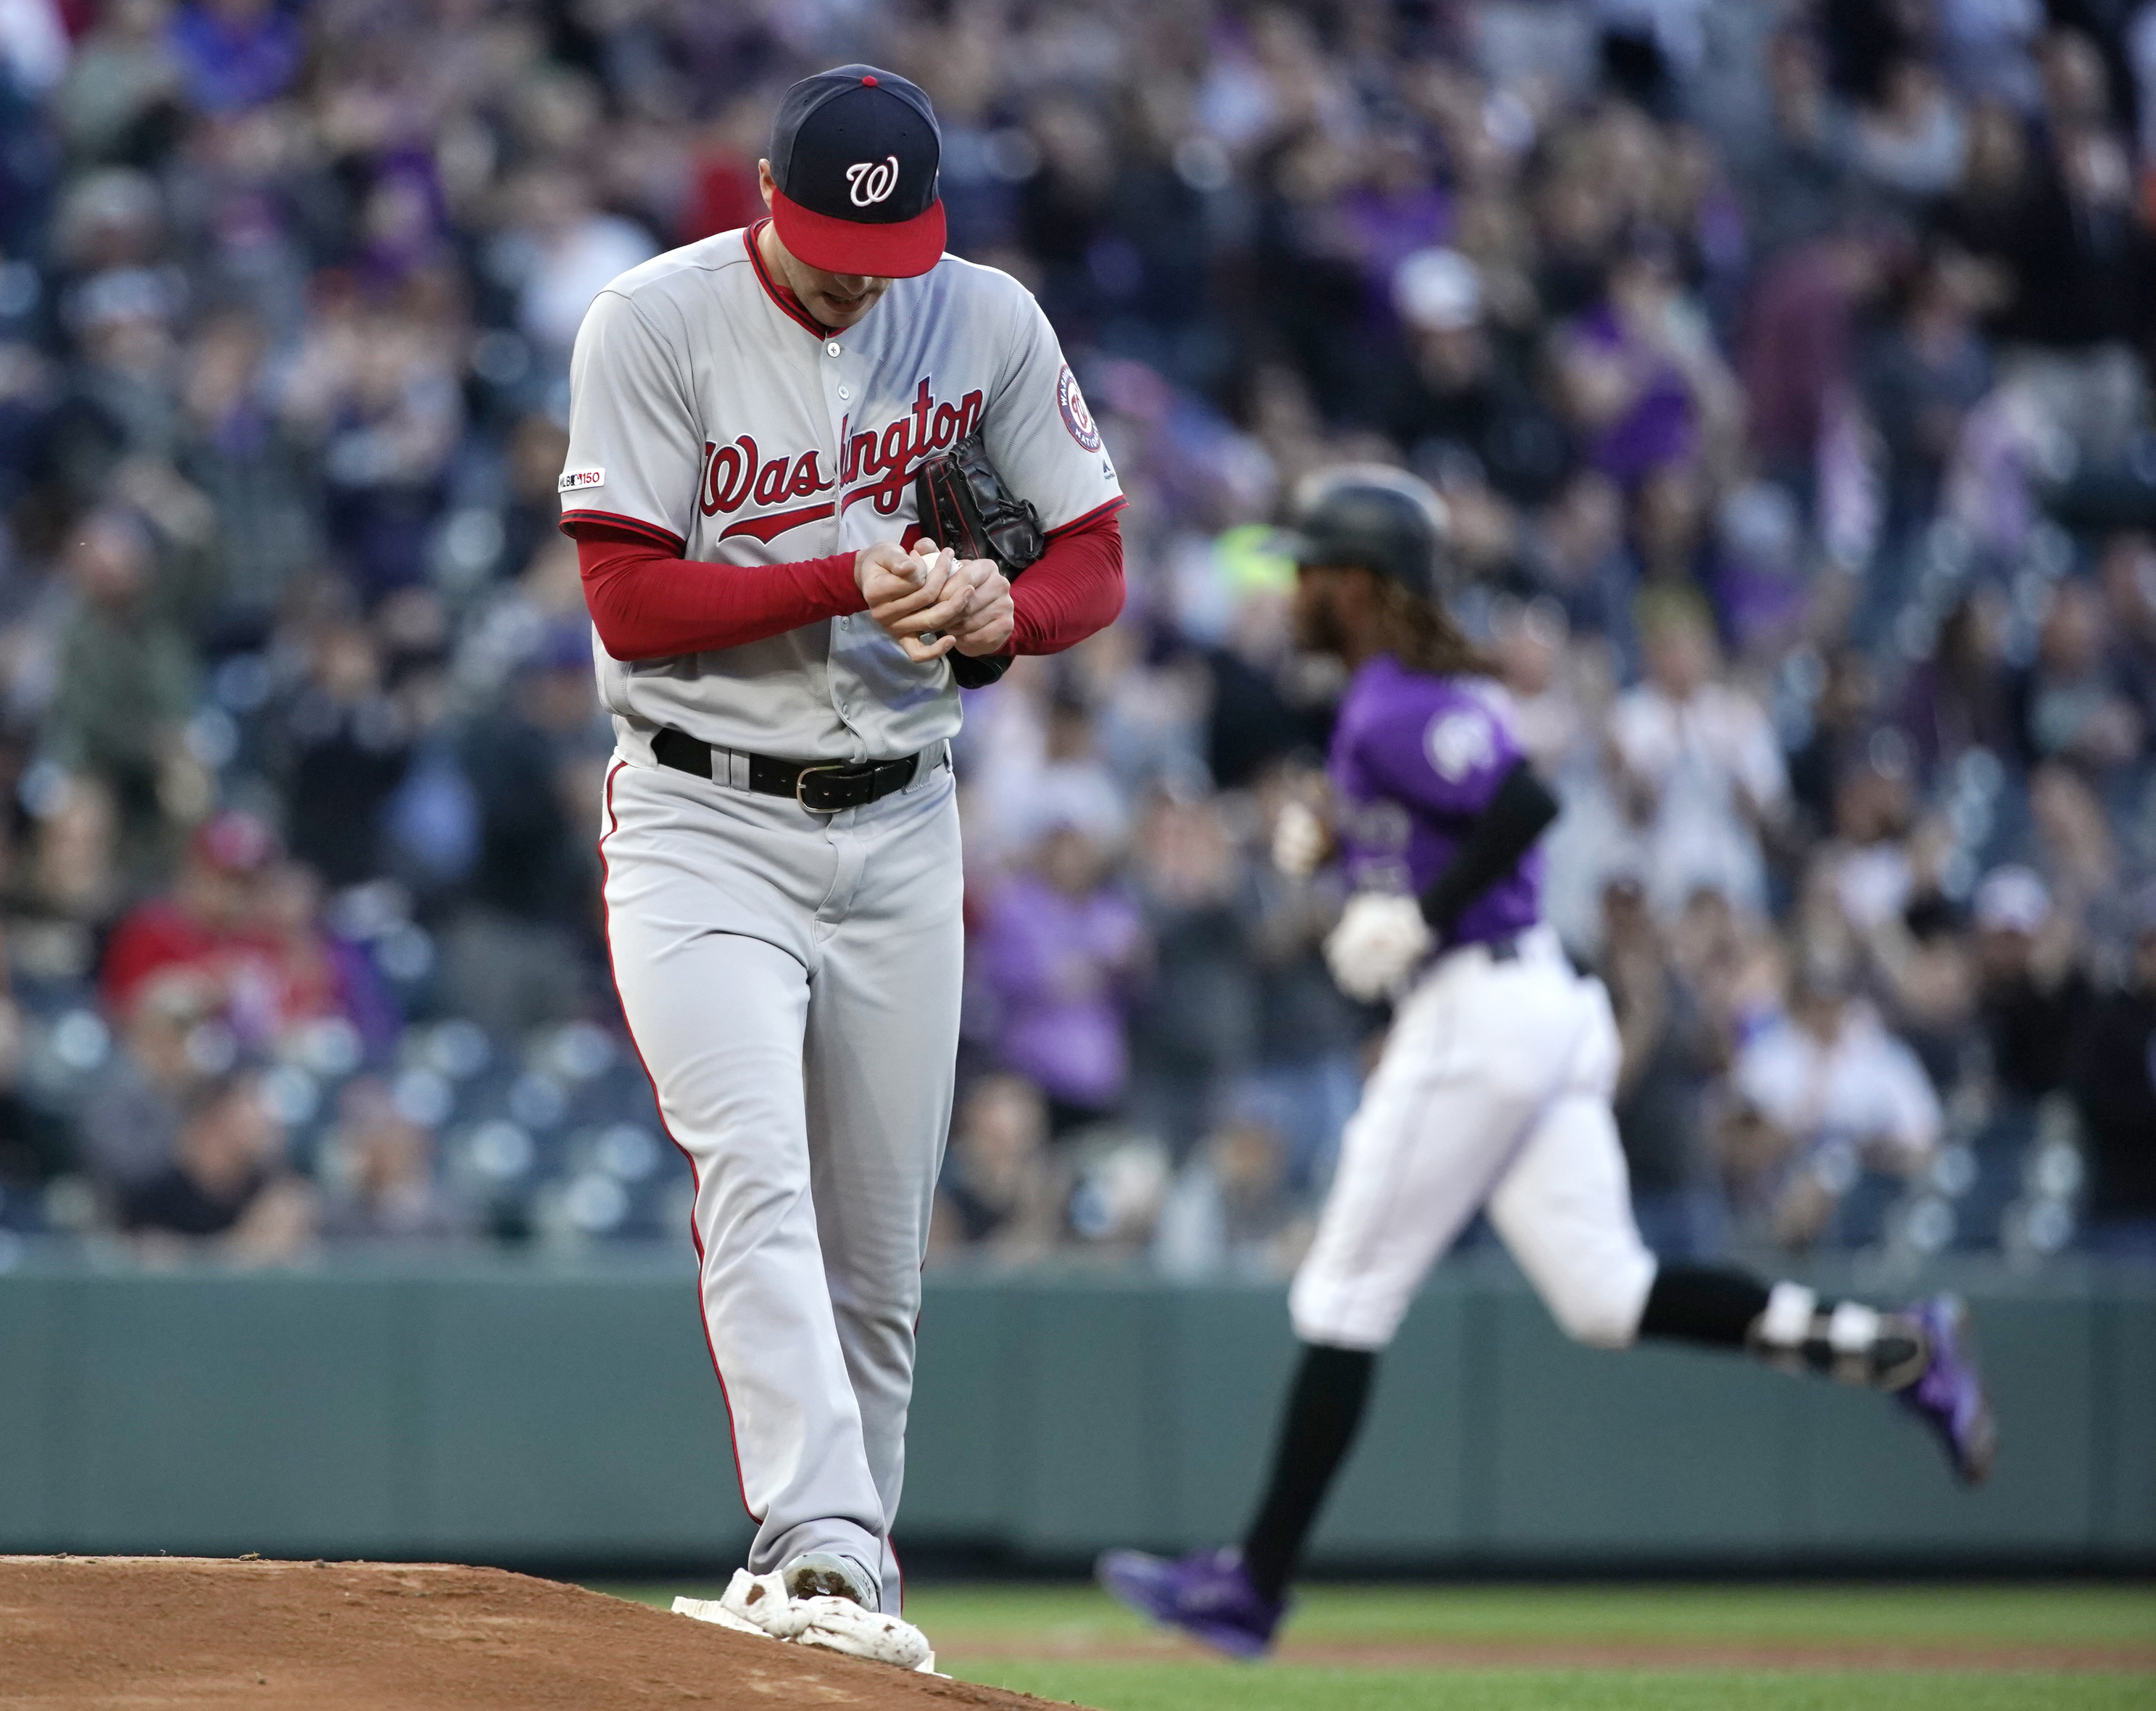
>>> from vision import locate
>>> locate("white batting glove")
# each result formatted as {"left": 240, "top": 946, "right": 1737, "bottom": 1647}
{"left": 1322, "top": 892, "right": 1433, "bottom": 1002}
{"left": 1272, "top": 799, "right": 1330, "bottom": 878}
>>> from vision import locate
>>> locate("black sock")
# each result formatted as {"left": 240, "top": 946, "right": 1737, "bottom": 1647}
{"left": 1240, "top": 1343, "right": 1375, "bottom": 1605}
{"left": 1639, "top": 1267, "right": 1928, "bottom": 1390}
{"left": 1636, "top": 1263, "right": 1773, "bottom": 1349}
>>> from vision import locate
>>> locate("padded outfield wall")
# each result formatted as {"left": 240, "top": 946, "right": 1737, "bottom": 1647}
{"left": 0, "top": 1254, "right": 2149, "bottom": 1570}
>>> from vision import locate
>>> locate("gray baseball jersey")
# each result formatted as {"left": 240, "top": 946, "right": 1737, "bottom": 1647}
{"left": 560, "top": 223, "right": 1123, "bottom": 764}
{"left": 571, "top": 223, "right": 1120, "bottom": 1615}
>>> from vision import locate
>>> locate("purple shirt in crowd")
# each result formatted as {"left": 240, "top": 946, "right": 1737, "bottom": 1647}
{"left": 1329, "top": 655, "right": 1543, "bottom": 946}
{"left": 974, "top": 872, "right": 1144, "bottom": 1110}
{"left": 1572, "top": 302, "right": 1697, "bottom": 486}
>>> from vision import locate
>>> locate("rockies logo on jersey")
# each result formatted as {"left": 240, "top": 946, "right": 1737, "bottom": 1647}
{"left": 846, "top": 156, "right": 900, "bottom": 207}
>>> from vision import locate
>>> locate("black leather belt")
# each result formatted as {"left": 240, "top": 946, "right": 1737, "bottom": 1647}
{"left": 652, "top": 727, "right": 933, "bottom": 813}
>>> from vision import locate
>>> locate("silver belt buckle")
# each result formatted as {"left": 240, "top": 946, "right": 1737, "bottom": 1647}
{"left": 794, "top": 762, "right": 850, "bottom": 812}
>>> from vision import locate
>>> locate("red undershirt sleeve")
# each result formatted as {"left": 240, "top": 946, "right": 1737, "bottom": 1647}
{"left": 1006, "top": 506, "right": 1125, "bottom": 656}
{"left": 575, "top": 504, "right": 1121, "bottom": 663}
{"left": 570, "top": 523, "right": 866, "bottom": 660}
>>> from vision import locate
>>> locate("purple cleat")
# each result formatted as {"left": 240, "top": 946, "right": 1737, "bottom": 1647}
{"left": 1899, "top": 1294, "right": 1998, "bottom": 1486}
{"left": 1096, "top": 1546, "right": 1285, "bottom": 1659}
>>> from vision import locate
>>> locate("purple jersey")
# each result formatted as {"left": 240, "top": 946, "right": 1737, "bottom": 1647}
{"left": 1329, "top": 655, "right": 1543, "bottom": 945}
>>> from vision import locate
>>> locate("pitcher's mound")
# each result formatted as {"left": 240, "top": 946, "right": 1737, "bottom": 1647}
{"left": 0, "top": 1556, "right": 1079, "bottom": 1711}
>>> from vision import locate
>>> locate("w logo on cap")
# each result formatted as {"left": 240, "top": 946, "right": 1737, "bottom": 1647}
{"left": 846, "top": 157, "right": 900, "bottom": 207}
{"left": 768, "top": 66, "right": 945, "bottom": 276}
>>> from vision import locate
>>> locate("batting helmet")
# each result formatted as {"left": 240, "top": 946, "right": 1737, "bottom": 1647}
{"left": 1281, "top": 465, "right": 1451, "bottom": 600}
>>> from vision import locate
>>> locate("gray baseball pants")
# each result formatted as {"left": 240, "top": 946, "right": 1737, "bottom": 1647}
{"left": 600, "top": 749, "right": 961, "bottom": 1614}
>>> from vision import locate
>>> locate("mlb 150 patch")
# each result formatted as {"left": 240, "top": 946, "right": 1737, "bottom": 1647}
{"left": 558, "top": 468, "right": 606, "bottom": 492}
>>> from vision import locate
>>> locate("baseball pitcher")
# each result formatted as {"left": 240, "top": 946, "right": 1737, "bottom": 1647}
{"left": 561, "top": 66, "right": 1124, "bottom": 1626}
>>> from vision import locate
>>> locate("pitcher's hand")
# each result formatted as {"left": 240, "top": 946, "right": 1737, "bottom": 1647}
{"left": 948, "top": 557, "right": 1013, "bottom": 657}
{"left": 858, "top": 542, "right": 971, "bottom": 663}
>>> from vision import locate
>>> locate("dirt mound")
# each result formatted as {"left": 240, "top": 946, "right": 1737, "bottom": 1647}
{"left": 0, "top": 1557, "right": 1078, "bottom": 1711}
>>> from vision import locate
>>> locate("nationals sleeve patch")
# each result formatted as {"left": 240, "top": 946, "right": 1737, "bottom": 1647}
{"left": 1056, "top": 364, "right": 1101, "bottom": 452}
{"left": 558, "top": 467, "right": 606, "bottom": 492}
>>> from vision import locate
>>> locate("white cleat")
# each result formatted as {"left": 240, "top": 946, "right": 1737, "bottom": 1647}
{"left": 673, "top": 1568, "right": 941, "bottom": 1674}
{"left": 781, "top": 1551, "right": 877, "bottom": 1610}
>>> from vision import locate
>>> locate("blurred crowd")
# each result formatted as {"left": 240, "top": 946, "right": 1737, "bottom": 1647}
{"left": 0, "top": 0, "right": 2151, "bottom": 1276}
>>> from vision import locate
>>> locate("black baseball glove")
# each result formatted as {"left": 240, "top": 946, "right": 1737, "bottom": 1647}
{"left": 912, "top": 427, "right": 1044, "bottom": 689}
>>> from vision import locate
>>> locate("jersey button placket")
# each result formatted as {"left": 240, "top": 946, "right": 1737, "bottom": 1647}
{"left": 825, "top": 340, "right": 863, "bottom": 743}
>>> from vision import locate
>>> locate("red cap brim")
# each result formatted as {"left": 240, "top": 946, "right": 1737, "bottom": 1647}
{"left": 769, "top": 186, "right": 946, "bottom": 279}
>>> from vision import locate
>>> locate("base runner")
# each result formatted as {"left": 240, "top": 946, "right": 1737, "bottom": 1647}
{"left": 563, "top": 65, "right": 1123, "bottom": 1623}
{"left": 1098, "top": 468, "right": 1994, "bottom": 1658}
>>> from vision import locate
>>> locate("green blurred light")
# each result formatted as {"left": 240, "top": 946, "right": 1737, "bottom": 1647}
{"left": 1216, "top": 524, "right": 1296, "bottom": 595}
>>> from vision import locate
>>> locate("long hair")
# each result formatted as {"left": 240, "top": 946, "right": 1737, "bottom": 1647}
{"left": 1373, "top": 578, "right": 1496, "bottom": 679}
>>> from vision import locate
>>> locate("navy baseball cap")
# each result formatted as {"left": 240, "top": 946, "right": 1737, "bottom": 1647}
{"left": 768, "top": 65, "right": 945, "bottom": 278}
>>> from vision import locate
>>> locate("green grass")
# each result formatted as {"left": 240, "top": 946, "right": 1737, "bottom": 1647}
{"left": 914, "top": 1668, "right": 2153, "bottom": 1711}
{"left": 898, "top": 1582, "right": 2156, "bottom": 1649}
{"left": 598, "top": 1580, "right": 2156, "bottom": 1711}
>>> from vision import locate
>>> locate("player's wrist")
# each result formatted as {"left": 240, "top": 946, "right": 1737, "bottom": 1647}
{"left": 853, "top": 544, "right": 896, "bottom": 596}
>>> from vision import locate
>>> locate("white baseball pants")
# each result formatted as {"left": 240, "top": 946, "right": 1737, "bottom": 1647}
{"left": 600, "top": 752, "right": 962, "bottom": 1613}
{"left": 1290, "top": 925, "right": 1658, "bottom": 1352}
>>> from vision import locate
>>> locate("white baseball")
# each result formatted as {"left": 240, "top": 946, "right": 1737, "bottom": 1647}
{"left": 908, "top": 544, "right": 954, "bottom": 601}
{"left": 905, "top": 544, "right": 956, "bottom": 646}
